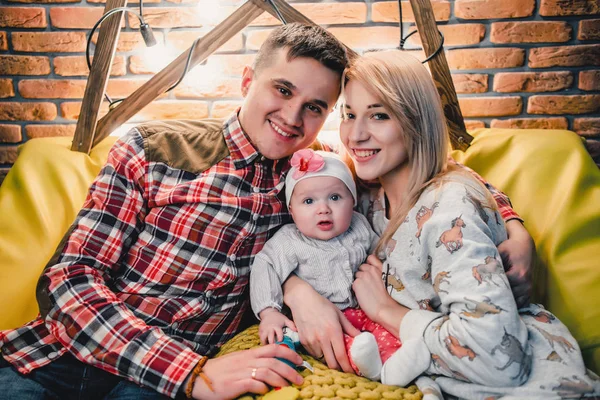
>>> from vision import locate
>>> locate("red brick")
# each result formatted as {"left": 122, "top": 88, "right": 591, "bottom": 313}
{"left": 130, "top": 51, "right": 254, "bottom": 76}
{"left": 19, "top": 79, "right": 87, "bottom": 99}
{"left": 459, "top": 97, "right": 522, "bottom": 117}
{"left": 129, "top": 101, "right": 209, "bottom": 122}
{"left": 493, "top": 72, "right": 573, "bottom": 93}
{"left": 447, "top": 48, "right": 525, "bottom": 70}
{"left": 246, "top": 29, "right": 273, "bottom": 50}
{"left": 54, "top": 55, "right": 126, "bottom": 77}
{"left": 60, "top": 101, "right": 108, "bottom": 120}
{"left": 173, "top": 78, "right": 241, "bottom": 99}
{"left": 579, "top": 19, "right": 600, "bottom": 40}
{"left": 206, "top": 54, "right": 256, "bottom": 77}
{"left": 88, "top": 0, "right": 159, "bottom": 3}
{"left": 25, "top": 124, "right": 75, "bottom": 138}
{"left": 50, "top": 7, "right": 126, "bottom": 29}
{"left": 0, "top": 55, "right": 51, "bottom": 75}
{"left": 574, "top": 118, "right": 600, "bottom": 137}
{"left": 464, "top": 120, "right": 485, "bottom": 130}
{"left": 248, "top": 27, "right": 403, "bottom": 50}
{"left": 59, "top": 99, "right": 185, "bottom": 121}
{"left": 105, "top": 79, "right": 151, "bottom": 99}
{"left": 129, "top": 55, "right": 169, "bottom": 75}
{"left": 455, "top": 0, "right": 535, "bottom": 19}
{"left": 334, "top": 27, "right": 406, "bottom": 49}
{"left": 491, "top": 21, "right": 571, "bottom": 43}
{"left": 0, "top": 102, "right": 56, "bottom": 121}
{"left": 0, "top": 32, "right": 7, "bottom": 51}
{"left": 211, "top": 101, "right": 243, "bottom": 119}
{"left": 406, "top": 24, "right": 485, "bottom": 47}
{"left": 0, "top": 146, "right": 18, "bottom": 164}
{"left": 0, "top": 7, "right": 46, "bottom": 28}
{"left": 6, "top": 0, "right": 81, "bottom": 3}
{"left": 490, "top": 117, "right": 568, "bottom": 130}
{"left": 251, "top": 3, "right": 367, "bottom": 26}
{"left": 91, "top": 31, "right": 164, "bottom": 52}
{"left": 0, "top": 79, "right": 15, "bottom": 98}
{"left": 166, "top": 31, "right": 243, "bottom": 53}
{"left": 527, "top": 95, "right": 600, "bottom": 115}
{"left": 127, "top": 8, "right": 204, "bottom": 29}
{"left": 540, "top": 0, "right": 599, "bottom": 16}
{"left": 0, "top": 124, "right": 22, "bottom": 143}
{"left": 529, "top": 44, "right": 600, "bottom": 68}
{"left": 372, "top": 1, "right": 451, "bottom": 22}
{"left": 579, "top": 70, "right": 600, "bottom": 91}
{"left": 452, "top": 74, "right": 488, "bottom": 94}
{"left": 12, "top": 32, "right": 86, "bottom": 52}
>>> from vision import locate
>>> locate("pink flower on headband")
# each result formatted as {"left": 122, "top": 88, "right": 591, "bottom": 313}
{"left": 290, "top": 149, "right": 325, "bottom": 179}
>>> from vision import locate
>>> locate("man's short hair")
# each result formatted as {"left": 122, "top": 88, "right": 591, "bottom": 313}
{"left": 253, "top": 23, "right": 348, "bottom": 76}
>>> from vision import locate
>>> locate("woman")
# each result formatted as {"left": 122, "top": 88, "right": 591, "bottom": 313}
{"left": 316, "top": 51, "right": 598, "bottom": 398}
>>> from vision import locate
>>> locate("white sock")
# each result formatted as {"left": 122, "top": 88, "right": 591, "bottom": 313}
{"left": 381, "top": 339, "right": 430, "bottom": 387}
{"left": 349, "top": 332, "right": 382, "bottom": 380}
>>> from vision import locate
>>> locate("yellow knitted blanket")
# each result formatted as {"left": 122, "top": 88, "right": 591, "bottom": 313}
{"left": 217, "top": 325, "right": 422, "bottom": 400}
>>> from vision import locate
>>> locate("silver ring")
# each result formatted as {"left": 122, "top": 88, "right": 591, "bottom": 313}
{"left": 251, "top": 367, "right": 257, "bottom": 380}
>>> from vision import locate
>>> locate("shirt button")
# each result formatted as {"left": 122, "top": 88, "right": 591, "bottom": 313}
{"left": 252, "top": 214, "right": 259, "bottom": 221}
{"left": 253, "top": 187, "right": 260, "bottom": 193}
{"left": 48, "top": 352, "right": 58, "bottom": 360}
{"left": 230, "top": 254, "right": 237, "bottom": 262}
{"left": 172, "top": 322, "right": 179, "bottom": 330}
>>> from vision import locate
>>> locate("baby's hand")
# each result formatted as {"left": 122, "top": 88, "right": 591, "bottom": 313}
{"left": 258, "top": 308, "right": 297, "bottom": 345}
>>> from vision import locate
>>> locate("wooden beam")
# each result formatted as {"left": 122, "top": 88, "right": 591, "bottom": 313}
{"left": 92, "top": 0, "right": 265, "bottom": 148}
{"left": 71, "top": 0, "right": 127, "bottom": 153}
{"left": 252, "top": 0, "right": 358, "bottom": 61}
{"left": 409, "top": 0, "right": 472, "bottom": 151}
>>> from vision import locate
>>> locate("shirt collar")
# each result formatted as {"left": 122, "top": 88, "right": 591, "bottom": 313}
{"left": 223, "top": 110, "right": 260, "bottom": 169}
{"left": 223, "top": 109, "right": 291, "bottom": 172}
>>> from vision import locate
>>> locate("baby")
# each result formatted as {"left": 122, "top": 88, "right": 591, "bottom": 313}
{"left": 250, "top": 149, "right": 401, "bottom": 380}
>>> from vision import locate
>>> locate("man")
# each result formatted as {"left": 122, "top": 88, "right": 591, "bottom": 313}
{"left": 0, "top": 23, "right": 533, "bottom": 400}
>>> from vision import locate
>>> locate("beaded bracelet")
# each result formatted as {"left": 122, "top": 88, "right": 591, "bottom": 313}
{"left": 185, "top": 356, "right": 212, "bottom": 399}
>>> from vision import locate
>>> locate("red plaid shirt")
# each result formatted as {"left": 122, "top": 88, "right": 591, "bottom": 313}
{"left": 0, "top": 112, "right": 520, "bottom": 398}
{"left": 0, "top": 113, "right": 292, "bottom": 398}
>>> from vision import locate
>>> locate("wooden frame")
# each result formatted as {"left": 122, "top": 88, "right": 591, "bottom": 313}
{"left": 76, "top": 0, "right": 473, "bottom": 153}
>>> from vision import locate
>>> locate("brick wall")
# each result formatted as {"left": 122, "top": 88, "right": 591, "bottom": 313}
{"left": 1, "top": 0, "right": 599, "bottom": 184}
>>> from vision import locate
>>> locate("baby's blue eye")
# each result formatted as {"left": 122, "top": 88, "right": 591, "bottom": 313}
{"left": 330, "top": 194, "right": 340, "bottom": 201}
{"left": 303, "top": 198, "right": 314, "bottom": 205}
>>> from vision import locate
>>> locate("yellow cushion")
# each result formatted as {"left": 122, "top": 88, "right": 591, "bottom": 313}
{"left": 0, "top": 136, "right": 117, "bottom": 330}
{"left": 216, "top": 325, "right": 420, "bottom": 400}
{"left": 451, "top": 128, "right": 600, "bottom": 373}
{"left": 0, "top": 128, "right": 598, "bottom": 375}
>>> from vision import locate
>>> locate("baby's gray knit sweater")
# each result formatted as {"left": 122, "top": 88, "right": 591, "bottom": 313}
{"left": 250, "top": 212, "right": 377, "bottom": 318}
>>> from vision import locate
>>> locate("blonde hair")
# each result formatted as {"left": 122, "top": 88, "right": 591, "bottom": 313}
{"left": 341, "top": 51, "right": 453, "bottom": 254}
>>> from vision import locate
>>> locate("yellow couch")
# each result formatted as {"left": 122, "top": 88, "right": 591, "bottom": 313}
{"left": 1, "top": 128, "right": 599, "bottom": 376}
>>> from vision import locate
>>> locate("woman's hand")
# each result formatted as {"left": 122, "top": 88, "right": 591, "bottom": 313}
{"left": 500, "top": 220, "right": 535, "bottom": 308}
{"left": 258, "top": 308, "right": 297, "bottom": 345}
{"left": 188, "top": 345, "right": 304, "bottom": 400}
{"left": 353, "top": 255, "right": 408, "bottom": 335}
{"left": 283, "top": 275, "right": 359, "bottom": 373}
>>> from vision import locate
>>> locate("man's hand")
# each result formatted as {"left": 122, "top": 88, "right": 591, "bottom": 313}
{"left": 258, "top": 308, "right": 297, "bottom": 345}
{"left": 283, "top": 275, "right": 359, "bottom": 373}
{"left": 500, "top": 220, "right": 536, "bottom": 308}
{"left": 188, "top": 345, "right": 304, "bottom": 400}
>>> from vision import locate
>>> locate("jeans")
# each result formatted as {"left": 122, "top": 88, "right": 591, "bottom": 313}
{"left": 0, "top": 354, "right": 171, "bottom": 400}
